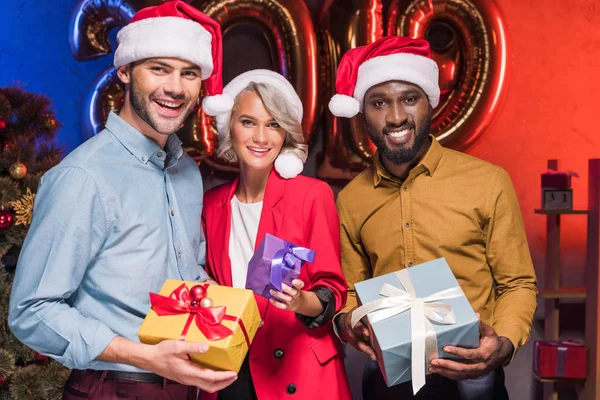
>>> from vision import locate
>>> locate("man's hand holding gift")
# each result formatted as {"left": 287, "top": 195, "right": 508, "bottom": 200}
{"left": 335, "top": 308, "right": 377, "bottom": 361}
{"left": 429, "top": 314, "right": 514, "bottom": 380}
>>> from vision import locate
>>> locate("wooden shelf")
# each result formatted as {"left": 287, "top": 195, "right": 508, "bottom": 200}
{"left": 534, "top": 373, "right": 586, "bottom": 384}
{"left": 539, "top": 286, "right": 586, "bottom": 299}
{"left": 535, "top": 209, "right": 588, "bottom": 215}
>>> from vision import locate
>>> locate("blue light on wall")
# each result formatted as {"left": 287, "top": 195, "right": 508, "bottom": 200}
{"left": 0, "top": 0, "right": 116, "bottom": 153}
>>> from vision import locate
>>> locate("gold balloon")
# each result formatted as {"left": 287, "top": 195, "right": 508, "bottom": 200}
{"left": 317, "top": 0, "right": 384, "bottom": 179}
{"left": 9, "top": 161, "right": 27, "bottom": 180}
{"left": 386, "top": 0, "right": 510, "bottom": 149}
{"left": 182, "top": 0, "right": 319, "bottom": 171}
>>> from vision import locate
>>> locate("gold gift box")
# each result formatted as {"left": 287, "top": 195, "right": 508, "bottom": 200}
{"left": 138, "top": 279, "right": 261, "bottom": 372}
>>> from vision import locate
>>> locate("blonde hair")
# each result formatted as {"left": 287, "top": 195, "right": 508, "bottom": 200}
{"left": 217, "top": 81, "right": 308, "bottom": 163}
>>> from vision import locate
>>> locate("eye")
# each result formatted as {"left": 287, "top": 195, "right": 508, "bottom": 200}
{"left": 150, "top": 67, "right": 167, "bottom": 74}
{"left": 241, "top": 119, "right": 255, "bottom": 126}
{"left": 267, "top": 122, "right": 281, "bottom": 129}
{"left": 372, "top": 100, "right": 386, "bottom": 108}
{"left": 182, "top": 71, "right": 199, "bottom": 79}
{"left": 404, "top": 97, "right": 417, "bottom": 104}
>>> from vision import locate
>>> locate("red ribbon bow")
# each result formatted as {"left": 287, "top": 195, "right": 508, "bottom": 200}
{"left": 150, "top": 283, "right": 248, "bottom": 343}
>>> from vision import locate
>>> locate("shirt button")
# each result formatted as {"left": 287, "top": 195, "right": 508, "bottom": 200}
{"left": 177, "top": 252, "right": 182, "bottom": 259}
{"left": 404, "top": 222, "right": 410, "bottom": 228}
{"left": 403, "top": 185, "right": 408, "bottom": 191}
{"left": 274, "top": 349, "right": 284, "bottom": 359}
{"left": 141, "top": 156, "right": 147, "bottom": 162}
{"left": 157, "top": 152, "right": 163, "bottom": 158}
{"left": 286, "top": 384, "right": 296, "bottom": 394}
{"left": 171, "top": 210, "right": 175, "bottom": 217}
{"left": 408, "top": 261, "right": 414, "bottom": 267}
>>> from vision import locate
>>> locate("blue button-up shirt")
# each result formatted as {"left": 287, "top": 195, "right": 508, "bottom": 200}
{"left": 8, "top": 112, "right": 207, "bottom": 371}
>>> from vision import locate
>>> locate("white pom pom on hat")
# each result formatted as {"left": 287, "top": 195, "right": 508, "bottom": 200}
{"left": 274, "top": 151, "right": 304, "bottom": 179}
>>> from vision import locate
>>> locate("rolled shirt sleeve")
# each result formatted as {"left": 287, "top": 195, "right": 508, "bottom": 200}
{"left": 9, "top": 166, "right": 119, "bottom": 369}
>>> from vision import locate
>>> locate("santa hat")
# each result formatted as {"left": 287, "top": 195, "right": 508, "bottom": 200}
{"left": 211, "top": 69, "right": 305, "bottom": 179}
{"left": 114, "top": 1, "right": 231, "bottom": 114}
{"left": 329, "top": 36, "right": 440, "bottom": 118}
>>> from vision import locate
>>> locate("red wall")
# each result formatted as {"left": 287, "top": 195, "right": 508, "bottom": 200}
{"left": 468, "top": 0, "right": 600, "bottom": 284}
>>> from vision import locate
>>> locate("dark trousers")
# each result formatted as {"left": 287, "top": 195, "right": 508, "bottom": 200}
{"left": 362, "top": 359, "right": 509, "bottom": 400}
{"left": 216, "top": 356, "right": 257, "bottom": 400}
{"left": 62, "top": 369, "right": 196, "bottom": 400}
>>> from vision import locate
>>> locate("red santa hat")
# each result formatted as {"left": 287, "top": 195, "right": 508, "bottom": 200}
{"left": 113, "top": 1, "right": 231, "bottom": 115}
{"left": 329, "top": 36, "right": 440, "bottom": 118}
{"left": 213, "top": 69, "right": 305, "bottom": 179}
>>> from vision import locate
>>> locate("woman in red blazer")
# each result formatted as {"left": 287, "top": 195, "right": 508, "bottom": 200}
{"left": 201, "top": 70, "right": 351, "bottom": 400}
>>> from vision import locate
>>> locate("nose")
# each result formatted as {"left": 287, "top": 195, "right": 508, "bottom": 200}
{"left": 163, "top": 73, "right": 184, "bottom": 97}
{"left": 386, "top": 101, "right": 406, "bottom": 126}
{"left": 252, "top": 124, "right": 268, "bottom": 145}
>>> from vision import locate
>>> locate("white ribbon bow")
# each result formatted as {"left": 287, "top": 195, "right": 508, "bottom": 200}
{"left": 351, "top": 269, "right": 464, "bottom": 394}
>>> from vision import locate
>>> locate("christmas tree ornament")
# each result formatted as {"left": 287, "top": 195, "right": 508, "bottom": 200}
{"left": 9, "top": 161, "right": 27, "bottom": 179}
{"left": 0, "top": 207, "right": 13, "bottom": 230}
{"left": 44, "top": 115, "right": 58, "bottom": 130}
{"left": 34, "top": 352, "right": 49, "bottom": 361}
{"left": 0, "top": 118, "right": 6, "bottom": 131}
{"left": 9, "top": 188, "right": 35, "bottom": 226}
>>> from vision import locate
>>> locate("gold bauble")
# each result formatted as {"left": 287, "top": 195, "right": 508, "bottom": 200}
{"left": 9, "top": 161, "right": 27, "bottom": 179}
{"left": 200, "top": 298, "right": 213, "bottom": 308}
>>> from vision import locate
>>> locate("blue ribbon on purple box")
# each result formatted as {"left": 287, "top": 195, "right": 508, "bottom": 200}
{"left": 269, "top": 243, "right": 315, "bottom": 291}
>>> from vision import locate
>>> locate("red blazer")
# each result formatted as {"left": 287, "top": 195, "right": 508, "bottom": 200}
{"left": 201, "top": 169, "right": 351, "bottom": 400}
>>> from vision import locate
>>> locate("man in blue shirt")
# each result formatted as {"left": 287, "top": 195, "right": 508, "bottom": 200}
{"left": 8, "top": 2, "right": 238, "bottom": 398}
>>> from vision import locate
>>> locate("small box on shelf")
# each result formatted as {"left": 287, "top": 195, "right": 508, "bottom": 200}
{"left": 541, "top": 188, "right": 573, "bottom": 211}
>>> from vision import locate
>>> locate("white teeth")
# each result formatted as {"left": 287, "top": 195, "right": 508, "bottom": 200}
{"left": 388, "top": 128, "right": 411, "bottom": 138}
{"left": 248, "top": 147, "right": 269, "bottom": 153}
{"left": 155, "top": 100, "right": 181, "bottom": 108}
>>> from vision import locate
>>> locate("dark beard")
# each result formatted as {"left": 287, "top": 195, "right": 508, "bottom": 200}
{"left": 367, "top": 113, "right": 431, "bottom": 165}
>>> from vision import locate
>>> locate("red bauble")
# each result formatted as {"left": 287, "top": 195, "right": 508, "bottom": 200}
{"left": 189, "top": 285, "right": 207, "bottom": 301}
{"left": 0, "top": 375, "right": 3, "bottom": 386}
{"left": 0, "top": 209, "right": 13, "bottom": 230}
{"left": 0, "top": 118, "right": 5, "bottom": 131}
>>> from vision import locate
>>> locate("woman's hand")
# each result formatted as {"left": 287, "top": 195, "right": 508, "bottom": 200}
{"left": 269, "top": 279, "right": 323, "bottom": 317}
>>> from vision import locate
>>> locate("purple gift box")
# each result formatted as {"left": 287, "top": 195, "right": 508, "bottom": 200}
{"left": 245, "top": 233, "right": 315, "bottom": 299}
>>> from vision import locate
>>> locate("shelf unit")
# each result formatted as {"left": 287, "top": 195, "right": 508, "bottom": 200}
{"left": 536, "top": 159, "right": 600, "bottom": 400}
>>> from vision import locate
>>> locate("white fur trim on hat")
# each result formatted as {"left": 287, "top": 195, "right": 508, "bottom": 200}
{"left": 354, "top": 53, "right": 440, "bottom": 111}
{"left": 202, "top": 94, "right": 234, "bottom": 117}
{"left": 328, "top": 94, "right": 361, "bottom": 118}
{"left": 114, "top": 16, "right": 213, "bottom": 79}
{"left": 274, "top": 151, "right": 304, "bottom": 179}
{"left": 210, "top": 69, "right": 303, "bottom": 130}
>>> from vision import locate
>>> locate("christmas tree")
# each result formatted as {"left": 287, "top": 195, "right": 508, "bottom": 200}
{"left": 0, "top": 87, "right": 69, "bottom": 399}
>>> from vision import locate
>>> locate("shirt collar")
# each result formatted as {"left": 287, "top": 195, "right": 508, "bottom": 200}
{"left": 373, "top": 135, "right": 443, "bottom": 187}
{"left": 105, "top": 111, "right": 184, "bottom": 169}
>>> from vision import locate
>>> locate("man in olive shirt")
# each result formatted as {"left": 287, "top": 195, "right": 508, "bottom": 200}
{"left": 328, "top": 36, "right": 537, "bottom": 399}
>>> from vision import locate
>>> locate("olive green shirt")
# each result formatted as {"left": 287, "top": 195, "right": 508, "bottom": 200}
{"left": 336, "top": 136, "right": 537, "bottom": 354}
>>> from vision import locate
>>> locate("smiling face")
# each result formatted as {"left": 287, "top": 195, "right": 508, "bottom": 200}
{"left": 117, "top": 57, "right": 203, "bottom": 136}
{"left": 230, "top": 90, "right": 287, "bottom": 172}
{"left": 363, "top": 80, "right": 431, "bottom": 165}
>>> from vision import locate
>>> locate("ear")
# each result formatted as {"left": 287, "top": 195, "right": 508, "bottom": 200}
{"left": 116, "top": 64, "right": 132, "bottom": 85}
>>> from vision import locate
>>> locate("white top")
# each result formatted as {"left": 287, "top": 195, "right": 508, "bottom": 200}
{"left": 229, "top": 195, "right": 263, "bottom": 289}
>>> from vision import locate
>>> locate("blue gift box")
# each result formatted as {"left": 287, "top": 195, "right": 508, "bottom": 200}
{"left": 354, "top": 258, "right": 479, "bottom": 389}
